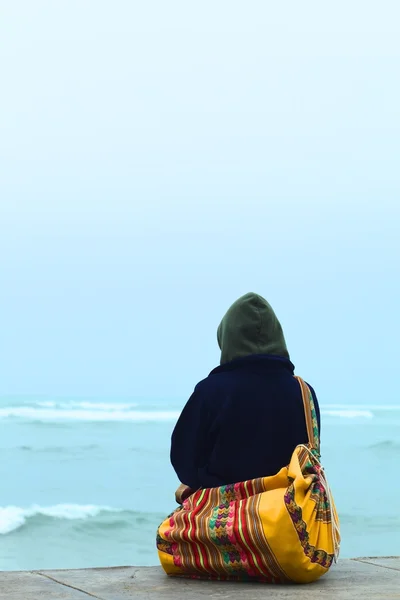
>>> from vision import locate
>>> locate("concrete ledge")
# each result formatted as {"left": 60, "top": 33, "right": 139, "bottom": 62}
{"left": 1, "top": 558, "right": 399, "bottom": 599}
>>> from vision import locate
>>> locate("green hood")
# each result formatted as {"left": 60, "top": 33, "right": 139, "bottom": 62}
{"left": 217, "top": 293, "right": 289, "bottom": 364}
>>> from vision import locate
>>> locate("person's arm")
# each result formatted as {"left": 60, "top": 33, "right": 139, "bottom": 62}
{"left": 170, "top": 385, "right": 211, "bottom": 490}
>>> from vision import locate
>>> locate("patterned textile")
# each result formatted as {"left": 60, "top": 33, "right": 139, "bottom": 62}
{"left": 156, "top": 377, "right": 340, "bottom": 584}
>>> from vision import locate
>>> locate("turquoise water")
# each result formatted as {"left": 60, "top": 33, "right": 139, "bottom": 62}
{"left": 0, "top": 398, "right": 399, "bottom": 570}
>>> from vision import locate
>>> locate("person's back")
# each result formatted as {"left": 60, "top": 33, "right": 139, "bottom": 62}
{"left": 171, "top": 292, "right": 320, "bottom": 490}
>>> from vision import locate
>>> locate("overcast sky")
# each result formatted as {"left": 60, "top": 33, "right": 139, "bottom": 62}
{"left": 1, "top": 1, "right": 399, "bottom": 404}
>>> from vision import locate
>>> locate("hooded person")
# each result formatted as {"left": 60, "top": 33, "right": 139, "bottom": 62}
{"left": 171, "top": 293, "right": 320, "bottom": 493}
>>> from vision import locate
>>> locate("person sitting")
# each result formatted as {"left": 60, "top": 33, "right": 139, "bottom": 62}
{"left": 170, "top": 292, "right": 320, "bottom": 502}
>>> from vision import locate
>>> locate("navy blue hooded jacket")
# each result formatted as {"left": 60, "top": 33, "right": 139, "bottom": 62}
{"left": 171, "top": 354, "right": 320, "bottom": 489}
{"left": 171, "top": 294, "right": 320, "bottom": 490}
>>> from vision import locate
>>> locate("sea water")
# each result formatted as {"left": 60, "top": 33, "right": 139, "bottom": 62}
{"left": 0, "top": 397, "right": 399, "bottom": 570}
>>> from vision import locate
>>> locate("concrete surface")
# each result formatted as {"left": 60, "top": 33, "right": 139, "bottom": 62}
{"left": 1, "top": 558, "right": 399, "bottom": 600}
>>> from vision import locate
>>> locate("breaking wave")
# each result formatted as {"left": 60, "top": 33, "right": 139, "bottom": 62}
{"left": 0, "top": 405, "right": 180, "bottom": 423}
{"left": 0, "top": 504, "right": 162, "bottom": 535}
{"left": 0, "top": 399, "right": 399, "bottom": 423}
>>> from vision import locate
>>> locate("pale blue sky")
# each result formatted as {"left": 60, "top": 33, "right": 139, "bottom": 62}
{"left": 1, "top": 1, "right": 399, "bottom": 403}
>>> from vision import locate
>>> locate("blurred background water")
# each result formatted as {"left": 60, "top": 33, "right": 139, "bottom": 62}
{"left": 1, "top": 397, "right": 399, "bottom": 570}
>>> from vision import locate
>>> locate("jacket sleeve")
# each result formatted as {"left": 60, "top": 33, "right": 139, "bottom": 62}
{"left": 170, "top": 386, "right": 211, "bottom": 490}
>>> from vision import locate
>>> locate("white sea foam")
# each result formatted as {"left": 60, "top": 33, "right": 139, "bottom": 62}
{"left": 1, "top": 401, "right": 399, "bottom": 422}
{"left": 321, "top": 409, "right": 374, "bottom": 419}
{"left": 323, "top": 404, "right": 400, "bottom": 411}
{"left": 0, "top": 504, "right": 120, "bottom": 535}
{"left": 37, "top": 401, "right": 138, "bottom": 410}
{"left": 68, "top": 401, "right": 138, "bottom": 410}
{"left": 0, "top": 407, "right": 180, "bottom": 422}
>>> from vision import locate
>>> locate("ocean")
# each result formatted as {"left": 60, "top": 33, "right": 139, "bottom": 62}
{"left": 0, "top": 397, "right": 399, "bottom": 571}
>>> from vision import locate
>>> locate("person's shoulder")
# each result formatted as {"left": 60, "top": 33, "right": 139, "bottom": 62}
{"left": 193, "top": 368, "right": 230, "bottom": 395}
{"left": 194, "top": 373, "right": 218, "bottom": 393}
{"left": 194, "top": 376, "right": 208, "bottom": 392}
{"left": 304, "top": 381, "right": 317, "bottom": 396}
{"left": 303, "top": 381, "right": 320, "bottom": 408}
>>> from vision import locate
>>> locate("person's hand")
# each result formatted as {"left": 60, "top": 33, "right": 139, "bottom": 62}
{"left": 175, "top": 483, "right": 195, "bottom": 504}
